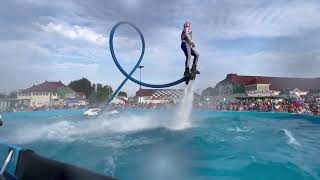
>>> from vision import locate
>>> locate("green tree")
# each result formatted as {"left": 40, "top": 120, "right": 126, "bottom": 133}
{"left": 89, "top": 84, "right": 113, "bottom": 103}
{"left": 118, "top": 91, "right": 127, "bottom": 97}
{"left": 97, "top": 84, "right": 113, "bottom": 102}
{"left": 92, "top": 83, "right": 96, "bottom": 92}
{"left": 89, "top": 92, "right": 98, "bottom": 103}
{"left": 68, "top": 78, "right": 93, "bottom": 98}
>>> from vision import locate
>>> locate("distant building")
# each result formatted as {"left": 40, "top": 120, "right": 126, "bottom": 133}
{"left": 279, "top": 88, "right": 308, "bottom": 99}
{"left": 63, "top": 92, "right": 87, "bottom": 107}
{"left": 136, "top": 89, "right": 183, "bottom": 104}
{"left": 17, "top": 81, "right": 87, "bottom": 108}
{"left": 305, "top": 89, "right": 320, "bottom": 102}
{"left": 63, "top": 98, "right": 87, "bottom": 107}
{"left": 110, "top": 96, "right": 127, "bottom": 105}
{"left": 203, "top": 73, "right": 320, "bottom": 102}
{"left": 0, "top": 94, "right": 7, "bottom": 112}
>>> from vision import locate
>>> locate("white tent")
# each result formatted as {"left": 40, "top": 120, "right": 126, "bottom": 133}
{"left": 110, "top": 98, "right": 125, "bottom": 104}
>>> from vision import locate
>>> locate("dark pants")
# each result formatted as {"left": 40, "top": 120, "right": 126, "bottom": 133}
{"left": 181, "top": 42, "right": 199, "bottom": 68}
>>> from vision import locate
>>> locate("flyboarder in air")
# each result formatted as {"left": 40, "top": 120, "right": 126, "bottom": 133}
{"left": 181, "top": 21, "right": 199, "bottom": 84}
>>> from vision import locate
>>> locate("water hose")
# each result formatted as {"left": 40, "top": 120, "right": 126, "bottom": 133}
{"left": 107, "top": 21, "right": 186, "bottom": 104}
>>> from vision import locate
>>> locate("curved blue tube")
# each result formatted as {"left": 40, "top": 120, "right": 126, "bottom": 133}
{"left": 109, "top": 21, "right": 186, "bottom": 88}
{"left": 107, "top": 21, "right": 186, "bottom": 103}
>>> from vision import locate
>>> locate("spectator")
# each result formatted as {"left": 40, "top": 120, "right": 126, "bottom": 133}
{"left": 0, "top": 114, "right": 3, "bottom": 127}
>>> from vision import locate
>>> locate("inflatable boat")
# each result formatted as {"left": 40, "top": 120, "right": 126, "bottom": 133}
{"left": 0, "top": 143, "right": 117, "bottom": 180}
{"left": 83, "top": 108, "right": 101, "bottom": 116}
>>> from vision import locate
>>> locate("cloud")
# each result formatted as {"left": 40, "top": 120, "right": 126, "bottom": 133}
{"left": 198, "top": 49, "right": 320, "bottom": 87}
{"left": 219, "top": 1, "right": 320, "bottom": 39}
{"left": 40, "top": 22, "right": 108, "bottom": 45}
{"left": 31, "top": 62, "right": 99, "bottom": 72}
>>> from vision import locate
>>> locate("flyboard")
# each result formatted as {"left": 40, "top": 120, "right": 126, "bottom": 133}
{"left": 185, "top": 70, "right": 198, "bottom": 85}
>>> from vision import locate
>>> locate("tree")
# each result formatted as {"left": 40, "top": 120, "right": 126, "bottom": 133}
{"left": 118, "top": 91, "right": 127, "bottom": 97}
{"left": 89, "top": 84, "right": 113, "bottom": 103}
{"left": 89, "top": 92, "right": 98, "bottom": 103}
{"left": 92, "top": 83, "right": 96, "bottom": 93}
{"left": 68, "top": 78, "right": 94, "bottom": 98}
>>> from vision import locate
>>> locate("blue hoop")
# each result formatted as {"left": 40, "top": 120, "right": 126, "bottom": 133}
{"left": 109, "top": 21, "right": 186, "bottom": 88}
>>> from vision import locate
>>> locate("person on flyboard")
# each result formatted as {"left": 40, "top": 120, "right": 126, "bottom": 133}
{"left": 181, "top": 21, "right": 199, "bottom": 84}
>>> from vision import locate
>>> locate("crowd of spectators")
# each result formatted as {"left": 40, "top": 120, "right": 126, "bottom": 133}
{"left": 111, "top": 98, "right": 320, "bottom": 116}
{"left": 199, "top": 98, "right": 320, "bottom": 116}
{"left": 6, "top": 97, "right": 319, "bottom": 116}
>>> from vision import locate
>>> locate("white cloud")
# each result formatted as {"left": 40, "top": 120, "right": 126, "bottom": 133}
{"left": 207, "top": 49, "right": 320, "bottom": 78}
{"left": 53, "top": 62, "right": 99, "bottom": 71}
{"left": 30, "top": 62, "right": 99, "bottom": 72}
{"left": 40, "top": 22, "right": 108, "bottom": 45}
{"left": 200, "top": 1, "right": 320, "bottom": 39}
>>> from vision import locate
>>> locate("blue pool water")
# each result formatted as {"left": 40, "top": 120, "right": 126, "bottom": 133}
{"left": 0, "top": 109, "right": 320, "bottom": 180}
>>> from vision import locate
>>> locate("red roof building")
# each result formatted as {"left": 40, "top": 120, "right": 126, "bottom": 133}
{"left": 21, "top": 81, "right": 66, "bottom": 93}
{"left": 203, "top": 74, "right": 320, "bottom": 100}
{"left": 225, "top": 74, "right": 320, "bottom": 91}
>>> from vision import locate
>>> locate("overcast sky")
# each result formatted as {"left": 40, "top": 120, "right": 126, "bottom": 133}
{"left": 1, "top": 0, "right": 320, "bottom": 95}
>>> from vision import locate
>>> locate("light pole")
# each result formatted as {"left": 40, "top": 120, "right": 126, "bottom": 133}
{"left": 138, "top": 65, "right": 144, "bottom": 89}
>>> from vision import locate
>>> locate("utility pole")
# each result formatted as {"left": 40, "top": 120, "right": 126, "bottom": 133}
{"left": 138, "top": 65, "right": 144, "bottom": 89}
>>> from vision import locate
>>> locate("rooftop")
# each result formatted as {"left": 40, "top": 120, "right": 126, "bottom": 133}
{"left": 21, "top": 81, "right": 66, "bottom": 93}
{"left": 225, "top": 74, "right": 320, "bottom": 91}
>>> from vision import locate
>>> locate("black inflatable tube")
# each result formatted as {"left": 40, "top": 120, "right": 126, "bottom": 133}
{"left": 15, "top": 150, "right": 117, "bottom": 180}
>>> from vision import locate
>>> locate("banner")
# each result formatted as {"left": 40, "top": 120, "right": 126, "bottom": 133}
{"left": 247, "top": 90, "right": 275, "bottom": 97}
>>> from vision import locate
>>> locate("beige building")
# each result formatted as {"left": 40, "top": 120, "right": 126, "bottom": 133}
{"left": 17, "top": 81, "right": 84, "bottom": 108}
{"left": 245, "top": 84, "right": 270, "bottom": 91}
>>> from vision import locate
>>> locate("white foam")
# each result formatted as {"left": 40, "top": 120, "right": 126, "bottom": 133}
{"left": 4, "top": 84, "right": 197, "bottom": 144}
{"left": 282, "top": 129, "right": 301, "bottom": 146}
{"left": 11, "top": 120, "right": 79, "bottom": 143}
{"left": 5, "top": 109, "right": 188, "bottom": 144}
{"left": 99, "top": 113, "right": 162, "bottom": 133}
{"left": 227, "top": 127, "right": 249, "bottom": 132}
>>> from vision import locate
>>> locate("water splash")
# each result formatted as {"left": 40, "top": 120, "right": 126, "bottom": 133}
{"left": 5, "top": 109, "right": 192, "bottom": 144}
{"left": 282, "top": 129, "right": 301, "bottom": 146}
{"left": 6, "top": 113, "right": 161, "bottom": 144}
{"left": 4, "top": 83, "right": 197, "bottom": 144}
{"left": 103, "top": 156, "right": 117, "bottom": 176}
{"left": 227, "top": 126, "right": 250, "bottom": 132}
{"left": 171, "top": 81, "right": 195, "bottom": 130}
